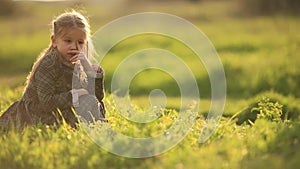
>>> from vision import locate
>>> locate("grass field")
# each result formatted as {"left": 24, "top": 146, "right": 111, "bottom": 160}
{"left": 0, "top": 0, "right": 300, "bottom": 168}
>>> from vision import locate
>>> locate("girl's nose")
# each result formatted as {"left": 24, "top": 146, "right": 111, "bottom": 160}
{"left": 76, "top": 42, "right": 79, "bottom": 50}
{"left": 71, "top": 42, "right": 79, "bottom": 50}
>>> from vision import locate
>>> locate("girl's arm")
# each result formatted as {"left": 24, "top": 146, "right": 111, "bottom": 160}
{"left": 76, "top": 44, "right": 105, "bottom": 102}
{"left": 86, "top": 65, "right": 105, "bottom": 102}
{"left": 34, "top": 60, "right": 73, "bottom": 113}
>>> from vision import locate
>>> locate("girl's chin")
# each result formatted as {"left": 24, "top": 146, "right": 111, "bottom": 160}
{"left": 67, "top": 54, "right": 74, "bottom": 58}
{"left": 64, "top": 54, "right": 73, "bottom": 59}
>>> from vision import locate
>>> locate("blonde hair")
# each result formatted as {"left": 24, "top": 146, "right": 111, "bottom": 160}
{"left": 25, "top": 10, "right": 92, "bottom": 88}
{"left": 52, "top": 10, "right": 90, "bottom": 39}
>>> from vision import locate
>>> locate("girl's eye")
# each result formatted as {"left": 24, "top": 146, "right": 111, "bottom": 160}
{"left": 64, "top": 39, "right": 72, "bottom": 43}
{"left": 78, "top": 41, "right": 84, "bottom": 45}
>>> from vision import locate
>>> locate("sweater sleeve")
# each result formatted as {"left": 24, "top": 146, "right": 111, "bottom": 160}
{"left": 86, "top": 70, "right": 105, "bottom": 102}
{"left": 34, "top": 60, "right": 73, "bottom": 113}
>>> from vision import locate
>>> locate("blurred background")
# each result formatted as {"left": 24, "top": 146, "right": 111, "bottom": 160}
{"left": 0, "top": 0, "right": 299, "bottom": 110}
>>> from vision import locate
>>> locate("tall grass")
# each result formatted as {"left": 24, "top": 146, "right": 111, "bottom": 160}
{"left": 1, "top": 87, "right": 300, "bottom": 169}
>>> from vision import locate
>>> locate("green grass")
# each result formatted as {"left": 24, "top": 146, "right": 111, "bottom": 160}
{"left": 0, "top": 0, "right": 300, "bottom": 168}
{"left": 1, "top": 87, "right": 300, "bottom": 169}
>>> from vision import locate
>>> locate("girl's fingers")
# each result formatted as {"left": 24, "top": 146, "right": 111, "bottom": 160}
{"left": 70, "top": 55, "right": 78, "bottom": 62}
{"left": 68, "top": 50, "right": 80, "bottom": 55}
{"left": 71, "top": 52, "right": 84, "bottom": 60}
{"left": 77, "top": 88, "right": 89, "bottom": 96}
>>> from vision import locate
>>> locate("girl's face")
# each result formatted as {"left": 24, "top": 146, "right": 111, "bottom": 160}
{"left": 51, "top": 28, "right": 87, "bottom": 62}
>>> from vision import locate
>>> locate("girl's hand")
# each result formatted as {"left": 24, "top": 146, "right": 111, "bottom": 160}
{"left": 69, "top": 51, "right": 93, "bottom": 71}
{"left": 77, "top": 88, "right": 89, "bottom": 97}
{"left": 77, "top": 52, "right": 93, "bottom": 71}
{"left": 68, "top": 42, "right": 98, "bottom": 73}
{"left": 69, "top": 51, "right": 80, "bottom": 63}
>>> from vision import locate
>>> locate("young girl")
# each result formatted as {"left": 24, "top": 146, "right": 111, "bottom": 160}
{"left": 0, "top": 10, "right": 106, "bottom": 128}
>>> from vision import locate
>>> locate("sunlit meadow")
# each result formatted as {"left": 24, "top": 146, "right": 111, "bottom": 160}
{"left": 0, "top": 0, "right": 300, "bottom": 168}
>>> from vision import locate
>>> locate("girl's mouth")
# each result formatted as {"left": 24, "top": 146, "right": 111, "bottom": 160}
{"left": 67, "top": 53, "right": 75, "bottom": 57}
{"left": 67, "top": 52, "right": 77, "bottom": 58}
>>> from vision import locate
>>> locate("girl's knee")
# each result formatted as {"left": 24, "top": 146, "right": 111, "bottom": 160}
{"left": 79, "top": 94, "right": 98, "bottom": 107}
{"left": 76, "top": 94, "right": 101, "bottom": 123}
